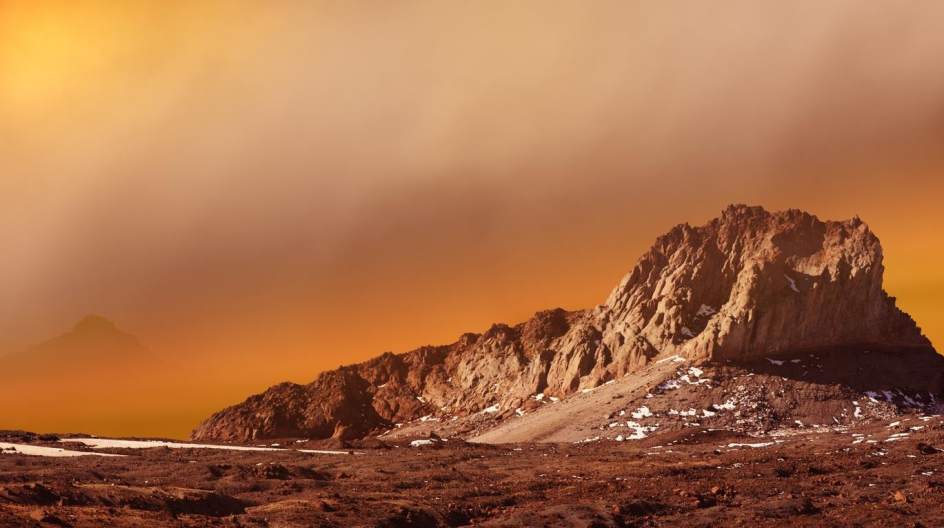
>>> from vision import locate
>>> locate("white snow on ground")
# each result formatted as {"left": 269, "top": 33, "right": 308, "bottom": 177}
{"left": 1, "top": 442, "right": 126, "bottom": 458}
{"left": 410, "top": 439, "right": 436, "bottom": 447}
{"left": 60, "top": 438, "right": 353, "bottom": 455}
{"left": 727, "top": 442, "right": 776, "bottom": 448}
{"left": 886, "top": 432, "right": 910, "bottom": 442}
{"left": 658, "top": 379, "right": 681, "bottom": 391}
{"left": 481, "top": 404, "right": 500, "bottom": 414}
{"left": 687, "top": 367, "right": 704, "bottom": 378}
{"left": 416, "top": 396, "right": 427, "bottom": 404}
{"left": 625, "top": 422, "right": 657, "bottom": 440}
{"left": 533, "top": 393, "right": 544, "bottom": 401}
{"left": 631, "top": 406, "right": 653, "bottom": 419}
{"left": 784, "top": 274, "right": 800, "bottom": 293}
{"left": 419, "top": 415, "right": 438, "bottom": 422}
{"left": 766, "top": 358, "right": 785, "bottom": 366}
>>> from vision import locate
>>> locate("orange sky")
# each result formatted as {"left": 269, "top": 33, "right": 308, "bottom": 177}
{"left": 2, "top": 1, "right": 943, "bottom": 438}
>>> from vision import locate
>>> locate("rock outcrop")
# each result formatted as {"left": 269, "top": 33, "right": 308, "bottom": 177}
{"left": 601, "top": 204, "right": 927, "bottom": 362}
{"left": 192, "top": 205, "right": 937, "bottom": 442}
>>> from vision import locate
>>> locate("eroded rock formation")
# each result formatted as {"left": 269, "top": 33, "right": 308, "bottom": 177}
{"left": 192, "top": 205, "right": 935, "bottom": 441}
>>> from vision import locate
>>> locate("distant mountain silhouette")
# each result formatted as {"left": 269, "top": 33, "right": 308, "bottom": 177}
{"left": 0, "top": 316, "right": 178, "bottom": 436}
{"left": 2, "top": 315, "right": 148, "bottom": 374}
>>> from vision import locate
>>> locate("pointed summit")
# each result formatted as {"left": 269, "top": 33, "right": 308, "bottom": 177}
{"left": 71, "top": 314, "right": 121, "bottom": 335}
{"left": 37, "top": 314, "right": 140, "bottom": 351}
{"left": 0, "top": 315, "right": 145, "bottom": 371}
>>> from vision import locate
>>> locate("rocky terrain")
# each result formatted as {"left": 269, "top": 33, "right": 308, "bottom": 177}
{"left": 193, "top": 205, "right": 941, "bottom": 444}
{"left": 3, "top": 418, "right": 944, "bottom": 527}
{"left": 3, "top": 204, "right": 944, "bottom": 527}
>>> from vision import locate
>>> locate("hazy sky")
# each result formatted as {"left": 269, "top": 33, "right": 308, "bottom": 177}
{"left": 2, "top": 1, "right": 943, "bottom": 437}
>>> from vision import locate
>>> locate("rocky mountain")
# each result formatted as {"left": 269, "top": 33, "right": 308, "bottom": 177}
{"left": 0, "top": 315, "right": 173, "bottom": 436}
{"left": 0, "top": 315, "right": 148, "bottom": 375}
{"left": 192, "top": 205, "right": 942, "bottom": 443}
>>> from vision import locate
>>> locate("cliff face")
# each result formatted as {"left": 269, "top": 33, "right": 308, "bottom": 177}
{"left": 192, "top": 205, "right": 934, "bottom": 442}
{"left": 601, "top": 205, "right": 928, "bottom": 362}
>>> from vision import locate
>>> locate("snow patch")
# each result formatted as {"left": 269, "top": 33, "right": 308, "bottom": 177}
{"left": 727, "top": 442, "right": 776, "bottom": 449}
{"left": 784, "top": 274, "right": 800, "bottom": 293}
{"left": 61, "top": 438, "right": 353, "bottom": 455}
{"left": 853, "top": 401, "right": 864, "bottom": 419}
{"left": 625, "top": 421, "right": 657, "bottom": 440}
{"left": 1, "top": 442, "right": 125, "bottom": 458}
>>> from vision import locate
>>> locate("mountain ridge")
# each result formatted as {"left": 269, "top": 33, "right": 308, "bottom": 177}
{"left": 192, "top": 205, "right": 939, "bottom": 442}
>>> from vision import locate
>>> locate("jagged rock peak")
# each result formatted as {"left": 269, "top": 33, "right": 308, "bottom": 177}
{"left": 72, "top": 315, "right": 120, "bottom": 334}
{"left": 192, "top": 205, "right": 934, "bottom": 442}
{"left": 601, "top": 204, "right": 927, "bottom": 362}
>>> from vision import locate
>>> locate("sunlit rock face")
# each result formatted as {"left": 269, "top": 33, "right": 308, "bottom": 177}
{"left": 601, "top": 204, "right": 929, "bottom": 363}
{"left": 193, "top": 205, "right": 935, "bottom": 442}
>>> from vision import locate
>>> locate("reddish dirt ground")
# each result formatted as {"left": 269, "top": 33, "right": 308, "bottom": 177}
{"left": 2, "top": 419, "right": 944, "bottom": 527}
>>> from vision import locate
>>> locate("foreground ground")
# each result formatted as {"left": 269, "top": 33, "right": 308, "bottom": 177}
{"left": 2, "top": 417, "right": 944, "bottom": 527}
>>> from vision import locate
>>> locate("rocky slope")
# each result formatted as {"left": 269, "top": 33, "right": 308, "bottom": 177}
{"left": 192, "top": 205, "right": 940, "bottom": 442}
